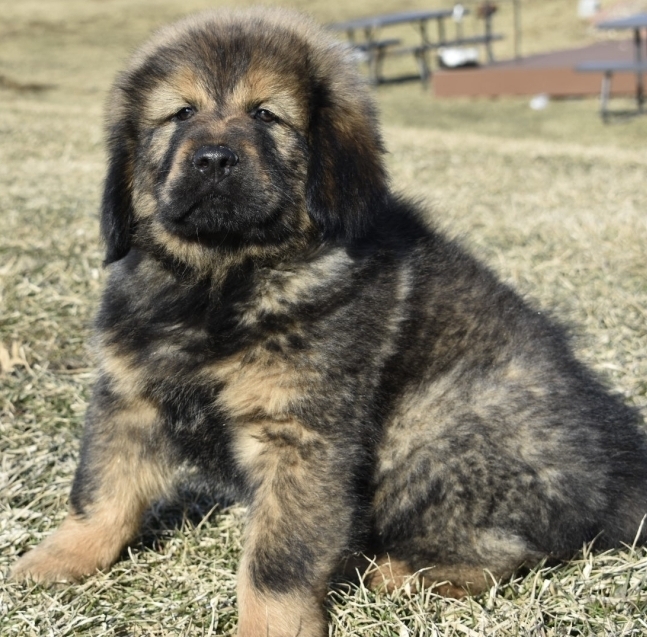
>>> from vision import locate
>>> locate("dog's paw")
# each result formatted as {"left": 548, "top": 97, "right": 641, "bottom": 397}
{"left": 10, "top": 516, "right": 119, "bottom": 584}
{"left": 11, "top": 542, "right": 89, "bottom": 584}
{"left": 236, "top": 586, "right": 326, "bottom": 637}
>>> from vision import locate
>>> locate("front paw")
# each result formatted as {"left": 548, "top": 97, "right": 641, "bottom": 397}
{"left": 11, "top": 516, "right": 120, "bottom": 584}
{"left": 237, "top": 585, "right": 326, "bottom": 637}
{"left": 11, "top": 543, "right": 85, "bottom": 584}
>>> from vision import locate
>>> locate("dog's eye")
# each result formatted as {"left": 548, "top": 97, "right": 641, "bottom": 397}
{"left": 173, "top": 106, "right": 195, "bottom": 122}
{"left": 254, "top": 108, "right": 278, "bottom": 124}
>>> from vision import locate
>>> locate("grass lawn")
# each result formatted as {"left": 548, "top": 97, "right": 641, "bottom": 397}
{"left": 1, "top": 1, "right": 646, "bottom": 635}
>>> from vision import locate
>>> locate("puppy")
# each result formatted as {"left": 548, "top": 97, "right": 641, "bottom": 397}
{"left": 12, "top": 8, "right": 647, "bottom": 637}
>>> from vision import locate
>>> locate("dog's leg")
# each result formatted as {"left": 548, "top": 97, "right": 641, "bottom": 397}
{"left": 234, "top": 420, "right": 355, "bottom": 637}
{"left": 347, "top": 554, "right": 505, "bottom": 598}
{"left": 11, "top": 380, "right": 173, "bottom": 583}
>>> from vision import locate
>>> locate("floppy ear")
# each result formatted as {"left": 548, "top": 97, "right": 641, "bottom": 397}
{"left": 100, "top": 122, "right": 135, "bottom": 265}
{"left": 306, "top": 82, "right": 389, "bottom": 241}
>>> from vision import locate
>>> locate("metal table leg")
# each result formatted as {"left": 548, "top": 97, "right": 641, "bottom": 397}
{"left": 634, "top": 27, "right": 644, "bottom": 111}
{"left": 601, "top": 71, "right": 611, "bottom": 122}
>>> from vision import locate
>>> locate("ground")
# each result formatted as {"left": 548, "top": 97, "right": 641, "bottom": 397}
{"left": 1, "top": 1, "right": 647, "bottom": 635}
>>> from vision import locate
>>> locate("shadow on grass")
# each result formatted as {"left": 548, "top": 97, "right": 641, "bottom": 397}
{"left": 133, "top": 482, "right": 238, "bottom": 554}
{"left": 601, "top": 108, "right": 647, "bottom": 124}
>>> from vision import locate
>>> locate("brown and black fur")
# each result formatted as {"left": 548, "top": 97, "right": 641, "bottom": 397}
{"left": 11, "top": 8, "right": 647, "bottom": 636}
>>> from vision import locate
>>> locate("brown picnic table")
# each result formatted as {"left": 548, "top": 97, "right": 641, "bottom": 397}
{"left": 330, "top": 7, "right": 502, "bottom": 86}
{"left": 576, "top": 13, "right": 647, "bottom": 119}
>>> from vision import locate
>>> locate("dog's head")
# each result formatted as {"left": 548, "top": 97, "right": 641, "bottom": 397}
{"left": 101, "top": 8, "right": 388, "bottom": 268}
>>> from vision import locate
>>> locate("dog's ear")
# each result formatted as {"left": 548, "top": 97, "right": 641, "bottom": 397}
{"left": 101, "top": 120, "right": 135, "bottom": 265}
{"left": 306, "top": 80, "right": 389, "bottom": 241}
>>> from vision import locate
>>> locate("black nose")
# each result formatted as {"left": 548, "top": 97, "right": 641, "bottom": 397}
{"left": 192, "top": 145, "right": 239, "bottom": 181}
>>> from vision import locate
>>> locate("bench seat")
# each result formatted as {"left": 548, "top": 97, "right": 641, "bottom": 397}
{"left": 389, "top": 34, "right": 504, "bottom": 56}
{"left": 353, "top": 38, "right": 401, "bottom": 52}
{"left": 575, "top": 60, "right": 647, "bottom": 119}
{"left": 379, "top": 34, "right": 504, "bottom": 85}
{"left": 576, "top": 61, "right": 647, "bottom": 73}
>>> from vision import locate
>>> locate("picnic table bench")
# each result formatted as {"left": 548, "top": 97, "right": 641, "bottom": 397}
{"left": 575, "top": 13, "right": 647, "bottom": 119}
{"left": 330, "top": 7, "right": 503, "bottom": 86}
{"left": 578, "top": 60, "right": 647, "bottom": 119}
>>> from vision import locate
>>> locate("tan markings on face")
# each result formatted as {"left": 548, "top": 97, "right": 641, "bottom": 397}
{"left": 148, "top": 123, "right": 176, "bottom": 166}
{"left": 228, "top": 66, "right": 309, "bottom": 174}
{"left": 132, "top": 189, "right": 157, "bottom": 220}
{"left": 269, "top": 123, "right": 305, "bottom": 168}
{"left": 194, "top": 110, "right": 299, "bottom": 177}
{"left": 142, "top": 68, "right": 215, "bottom": 201}
{"left": 159, "top": 139, "right": 196, "bottom": 203}
{"left": 143, "top": 67, "right": 211, "bottom": 125}
{"left": 236, "top": 137, "right": 259, "bottom": 159}
{"left": 190, "top": 117, "right": 277, "bottom": 192}
{"left": 229, "top": 67, "right": 306, "bottom": 130}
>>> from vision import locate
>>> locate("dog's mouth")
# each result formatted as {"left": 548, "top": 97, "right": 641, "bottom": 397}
{"left": 157, "top": 186, "right": 288, "bottom": 247}
{"left": 160, "top": 190, "right": 221, "bottom": 225}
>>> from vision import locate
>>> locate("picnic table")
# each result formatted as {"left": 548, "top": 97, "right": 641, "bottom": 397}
{"left": 576, "top": 12, "right": 647, "bottom": 119}
{"left": 330, "top": 7, "right": 502, "bottom": 86}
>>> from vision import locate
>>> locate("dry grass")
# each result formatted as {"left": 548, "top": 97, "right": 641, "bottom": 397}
{"left": 1, "top": 1, "right": 647, "bottom": 635}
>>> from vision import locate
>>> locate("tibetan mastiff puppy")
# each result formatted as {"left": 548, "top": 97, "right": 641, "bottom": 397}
{"left": 12, "top": 8, "right": 647, "bottom": 637}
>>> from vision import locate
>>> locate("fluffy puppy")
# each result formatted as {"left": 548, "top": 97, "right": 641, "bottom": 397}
{"left": 12, "top": 8, "right": 647, "bottom": 637}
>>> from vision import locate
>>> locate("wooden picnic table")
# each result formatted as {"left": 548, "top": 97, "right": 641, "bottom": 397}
{"left": 330, "top": 9, "right": 459, "bottom": 47}
{"left": 330, "top": 7, "right": 501, "bottom": 86}
{"left": 576, "top": 13, "right": 647, "bottom": 118}
{"left": 598, "top": 13, "right": 647, "bottom": 57}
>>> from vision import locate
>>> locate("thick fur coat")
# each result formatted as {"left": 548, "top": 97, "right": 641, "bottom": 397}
{"left": 12, "top": 9, "right": 647, "bottom": 637}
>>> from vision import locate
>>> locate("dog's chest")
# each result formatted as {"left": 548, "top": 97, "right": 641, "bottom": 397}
{"left": 99, "top": 264, "right": 319, "bottom": 420}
